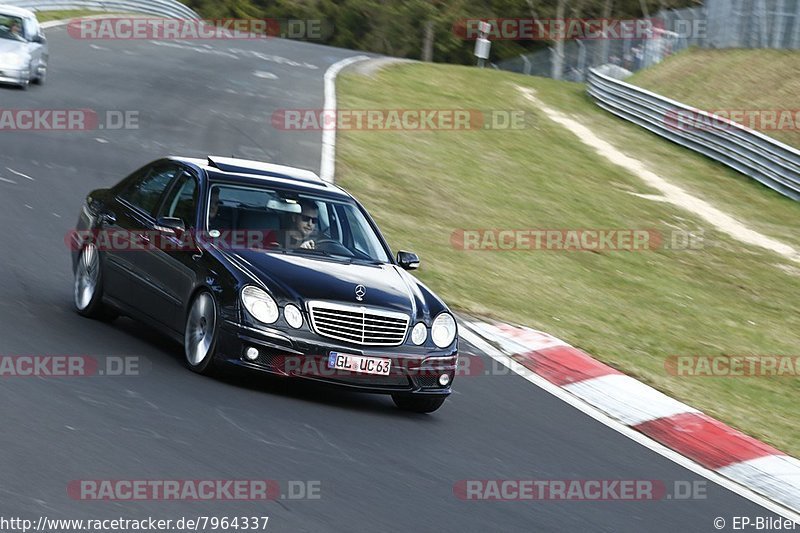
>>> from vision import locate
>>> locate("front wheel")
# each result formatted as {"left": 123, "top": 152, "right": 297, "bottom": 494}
{"left": 184, "top": 291, "right": 219, "bottom": 375}
{"left": 74, "top": 243, "right": 105, "bottom": 318}
{"left": 33, "top": 60, "right": 46, "bottom": 85}
{"left": 392, "top": 394, "right": 447, "bottom": 413}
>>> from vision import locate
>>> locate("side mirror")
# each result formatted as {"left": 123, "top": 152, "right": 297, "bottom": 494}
{"left": 155, "top": 217, "right": 185, "bottom": 236}
{"left": 397, "top": 250, "right": 420, "bottom": 270}
{"left": 31, "top": 34, "right": 45, "bottom": 44}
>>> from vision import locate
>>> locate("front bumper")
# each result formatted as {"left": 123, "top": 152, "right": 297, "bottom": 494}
{"left": 0, "top": 66, "right": 28, "bottom": 86}
{"left": 217, "top": 320, "right": 457, "bottom": 396}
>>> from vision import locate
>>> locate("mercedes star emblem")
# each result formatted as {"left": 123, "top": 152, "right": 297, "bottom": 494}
{"left": 355, "top": 285, "right": 366, "bottom": 301}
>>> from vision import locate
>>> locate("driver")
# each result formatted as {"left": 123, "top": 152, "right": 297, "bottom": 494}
{"left": 9, "top": 21, "right": 23, "bottom": 40}
{"left": 286, "top": 200, "right": 318, "bottom": 249}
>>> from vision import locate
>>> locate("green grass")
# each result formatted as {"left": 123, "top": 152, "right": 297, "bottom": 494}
{"left": 336, "top": 63, "right": 800, "bottom": 456}
{"left": 33, "top": 10, "right": 110, "bottom": 22}
{"left": 628, "top": 48, "right": 800, "bottom": 149}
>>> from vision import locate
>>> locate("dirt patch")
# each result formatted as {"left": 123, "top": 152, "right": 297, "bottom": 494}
{"left": 518, "top": 85, "right": 800, "bottom": 264}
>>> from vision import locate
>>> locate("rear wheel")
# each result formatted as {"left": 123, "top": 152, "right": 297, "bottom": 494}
{"left": 184, "top": 291, "right": 219, "bottom": 375}
{"left": 391, "top": 394, "right": 447, "bottom": 413}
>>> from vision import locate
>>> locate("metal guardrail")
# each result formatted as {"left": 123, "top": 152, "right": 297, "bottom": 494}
{"left": 587, "top": 66, "right": 800, "bottom": 201}
{"left": 4, "top": 0, "right": 200, "bottom": 20}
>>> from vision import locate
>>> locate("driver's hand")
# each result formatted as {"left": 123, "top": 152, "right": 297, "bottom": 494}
{"left": 300, "top": 240, "right": 315, "bottom": 249}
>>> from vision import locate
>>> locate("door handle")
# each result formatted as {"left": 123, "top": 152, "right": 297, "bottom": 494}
{"left": 135, "top": 233, "right": 151, "bottom": 246}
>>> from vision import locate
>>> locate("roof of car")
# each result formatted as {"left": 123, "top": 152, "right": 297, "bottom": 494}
{"left": 174, "top": 156, "right": 350, "bottom": 198}
{"left": 0, "top": 5, "right": 36, "bottom": 18}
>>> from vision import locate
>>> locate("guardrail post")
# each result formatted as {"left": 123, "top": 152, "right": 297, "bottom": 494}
{"left": 520, "top": 54, "right": 531, "bottom": 76}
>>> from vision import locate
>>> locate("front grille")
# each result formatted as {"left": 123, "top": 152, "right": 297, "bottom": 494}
{"left": 307, "top": 301, "right": 409, "bottom": 346}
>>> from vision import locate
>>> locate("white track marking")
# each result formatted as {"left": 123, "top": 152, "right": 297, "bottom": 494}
{"left": 6, "top": 168, "right": 34, "bottom": 180}
{"left": 0, "top": 177, "right": 17, "bottom": 184}
{"left": 458, "top": 326, "right": 800, "bottom": 523}
{"left": 319, "top": 55, "right": 370, "bottom": 183}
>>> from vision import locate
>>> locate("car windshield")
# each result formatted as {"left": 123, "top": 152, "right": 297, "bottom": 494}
{"left": 206, "top": 183, "right": 391, "bottom": 263}
{"left": 0, "top": 15, "right": 25, "bottom": 42}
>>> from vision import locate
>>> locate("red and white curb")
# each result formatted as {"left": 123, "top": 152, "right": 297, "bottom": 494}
{"left": 458, "top": 316, "right": 800, "bottom": 517}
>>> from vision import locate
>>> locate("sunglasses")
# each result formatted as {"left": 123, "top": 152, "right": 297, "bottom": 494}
{"left": 301, "top": 215, "right": 318, "bottom": 224}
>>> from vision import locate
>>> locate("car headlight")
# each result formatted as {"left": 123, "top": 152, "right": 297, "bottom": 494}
{"left": 410, "top": 322, "right": 427, "bottom": 345}
{"left": 431, "top": 313, "right": 457, "bottom": 348}
{"left": 283, "top": 304, "right": 303, "bottom": 328}
{"left": 241, "top": 286, "right": 279, "bottom": 324}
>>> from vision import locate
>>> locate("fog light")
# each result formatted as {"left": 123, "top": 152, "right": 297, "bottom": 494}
{"left": 245, "top": 347, "right": 259, "bottom": 361}
{"left": 438, "top": 373, "right": 450, "bottom": 386}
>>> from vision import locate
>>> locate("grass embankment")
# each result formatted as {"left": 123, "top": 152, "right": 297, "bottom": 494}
{"left": 34, "top": 10, "right": 111, "bottom": 22}
{"left": 335, "top": 63, "right": 800, "bottom": 456}
{"left": 628, "top": 48, "right": 800, "bottom": 149}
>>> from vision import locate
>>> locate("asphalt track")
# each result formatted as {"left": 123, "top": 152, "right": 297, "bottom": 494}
{"left": 0, "top": 26, "right": 785, "bottom": 532}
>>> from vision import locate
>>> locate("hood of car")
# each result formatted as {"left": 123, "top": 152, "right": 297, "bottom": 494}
{"left": 0, "top": 38, "right": 27, "bottom": 56}
{"left": 223, "top": 249, "right": 422, "bottom": 315}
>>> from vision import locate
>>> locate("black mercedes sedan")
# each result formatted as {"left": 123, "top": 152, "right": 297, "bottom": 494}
{"left": 70, "top": 156, "right": 458, "bottom": 412}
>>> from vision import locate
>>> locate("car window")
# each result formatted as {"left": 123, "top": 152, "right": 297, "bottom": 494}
{"left": 336, "top": 203, "right": 387, "bottom": 260}
{"left": 118, "top": 165, "right": 179, "bottom": 217}
{"left": 159, "top": 172, "right": 198, "bottom": 227}
{"left": 206, "top": 184, "right": 389, "bottom": 262}
{"left": 0, "top": 14, "right": 25, "bottom": 41}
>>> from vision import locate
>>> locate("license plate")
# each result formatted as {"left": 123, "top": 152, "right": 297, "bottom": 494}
{"left": 328, "top": 352, "right": 391, "bottom": 375}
